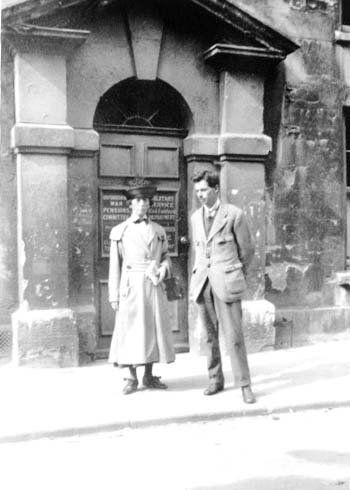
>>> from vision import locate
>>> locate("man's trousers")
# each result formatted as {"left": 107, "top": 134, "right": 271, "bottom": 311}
{"left": 196, "top": 279, "right": 251, "bottom": 387}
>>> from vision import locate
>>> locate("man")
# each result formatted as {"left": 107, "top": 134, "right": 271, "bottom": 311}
{"left": 190, "top": 170, "right": 256, "bottom": 404}
{"left": 108, "top": 181, "right": 175, "bottom": 395}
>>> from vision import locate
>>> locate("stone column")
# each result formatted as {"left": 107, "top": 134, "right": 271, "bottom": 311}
{"left": 218, "top": 70, "right": 274, "bottom": 352}
{"left": 11, "top": 51, "right": 78, "bottom": 367}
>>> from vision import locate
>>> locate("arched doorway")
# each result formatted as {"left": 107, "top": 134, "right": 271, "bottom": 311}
{"left": 93, "top": 77, "right": 192, "bottom": 357}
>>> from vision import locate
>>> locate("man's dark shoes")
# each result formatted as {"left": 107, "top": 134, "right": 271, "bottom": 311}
{"left": 242, "top": 385, "right": 256, "bottom": 404}
{"left": 203, "top": 383, "right": 224, "bottom": 396}
{"left": 122, "top": 379, "right": 138, "bottom": 395}
{"left": 142, "top": 375, "right": 168, "bottom": 390}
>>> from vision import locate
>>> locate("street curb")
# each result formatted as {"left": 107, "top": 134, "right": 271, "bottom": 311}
{"left": 1, "top": 399, "right": 350, "bottom": 444}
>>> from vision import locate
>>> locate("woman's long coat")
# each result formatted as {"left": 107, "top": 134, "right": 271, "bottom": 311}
{"left": 108, "top": 217, "right": 175, "bottom": 366}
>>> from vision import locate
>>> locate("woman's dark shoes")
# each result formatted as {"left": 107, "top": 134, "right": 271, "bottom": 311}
{"left": 203, "top": 383, "right": 224, "bottom": 396}
{"left": 241, "top": 385, "right": 256, "bottom": 404}
{"left": 142, "top": 375, "right": 168, "bottom": 390}
{"left": 123, "top": 379, "right": 138, "bottom": 395}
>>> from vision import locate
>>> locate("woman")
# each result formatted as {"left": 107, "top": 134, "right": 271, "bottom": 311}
{"left": 108, "top": 181, "right": 175, "bottom": 394}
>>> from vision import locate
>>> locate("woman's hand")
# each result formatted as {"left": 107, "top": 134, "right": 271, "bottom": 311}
{"left": 157, "top": 265, "right": 167, "bottom": 283}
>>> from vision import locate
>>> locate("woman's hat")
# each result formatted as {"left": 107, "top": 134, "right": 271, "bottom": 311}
{"left": 124, "top": 178, "right": 157, "bottom": 200}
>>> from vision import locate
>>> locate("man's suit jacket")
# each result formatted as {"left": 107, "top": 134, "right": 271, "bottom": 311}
{"left": 190, "top": 203, "right": 255, "bottom": 303}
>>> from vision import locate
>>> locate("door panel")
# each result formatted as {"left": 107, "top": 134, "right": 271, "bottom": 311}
{"left": 143, "top": 145, "right": 179, "bottom": 177}
{"left": 95, "top": 130, "right": 188, "bottom": 358}
{"left": 100, "top": 143, "right": 136, "bottom": 177}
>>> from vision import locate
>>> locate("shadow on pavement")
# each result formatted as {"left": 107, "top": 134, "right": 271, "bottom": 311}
{"left": 252, "top": 358, "right": 349, "bottom": 395}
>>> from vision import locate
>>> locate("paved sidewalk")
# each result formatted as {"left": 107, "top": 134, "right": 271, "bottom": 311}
{"left": 1, "top": 337, "right": 350, "bottom": 442}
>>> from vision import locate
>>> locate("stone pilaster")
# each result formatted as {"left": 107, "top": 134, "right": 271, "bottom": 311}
{"left": 219, "top": 70, "right": 274, "bottom": 351}
{"left": 11, "top": 50, "right": 77, "bottom": 366}
{"left": 184, "top": 70, "right": 276, "bottom": 353}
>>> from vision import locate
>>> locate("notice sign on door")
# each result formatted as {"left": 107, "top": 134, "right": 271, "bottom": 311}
{"left": 100, "top": 188, "right": 179, "bottom": 257}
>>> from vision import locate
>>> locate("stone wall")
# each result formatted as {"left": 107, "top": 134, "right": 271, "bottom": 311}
{"left": 0, "top": 45, "right": 17, "bottom": 333}
{"left": 234, "top": 0, "right": 350, "bottom": 343}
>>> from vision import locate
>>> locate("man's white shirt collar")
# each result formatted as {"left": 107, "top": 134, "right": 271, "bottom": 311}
{"left": 204, "top": 199, "right": 220, "bottom": 217}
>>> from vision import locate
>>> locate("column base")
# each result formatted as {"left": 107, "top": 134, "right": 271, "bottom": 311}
{"left": 274, "top": 306, "right": 350, "bottom": 349}
{"left": 242, "top": 299, "right": 275, "bottom": 353}
{"left": 12, "top": 308, "right": 78, "bottom": 367}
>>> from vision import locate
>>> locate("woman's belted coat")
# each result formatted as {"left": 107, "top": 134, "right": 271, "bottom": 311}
{"left": 108, "top": 217, "right": 175, "bottom": 366}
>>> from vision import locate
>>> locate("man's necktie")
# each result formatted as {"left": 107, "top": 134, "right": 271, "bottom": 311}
{"left": 204, "top": 211, "right": 215, "bottom": 235}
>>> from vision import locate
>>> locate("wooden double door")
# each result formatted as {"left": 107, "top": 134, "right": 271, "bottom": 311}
{"left": 95, "top": 128, "right": 189, "bottom": 357}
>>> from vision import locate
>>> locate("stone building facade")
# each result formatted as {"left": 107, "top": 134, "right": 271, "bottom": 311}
{"left": 0, "top": 0, "right": 349, "bottom": 366}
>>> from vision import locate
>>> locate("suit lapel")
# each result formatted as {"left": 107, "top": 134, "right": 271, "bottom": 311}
{"left": 207, "top": 204, "right": 228, "bottom": 242}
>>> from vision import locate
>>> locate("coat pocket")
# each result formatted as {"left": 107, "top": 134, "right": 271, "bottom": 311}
{"left": 217, "top": 234, "right": 234, "bottom": 244}
{"left": 224, "top": 264, "right": 245, "bottom": 294}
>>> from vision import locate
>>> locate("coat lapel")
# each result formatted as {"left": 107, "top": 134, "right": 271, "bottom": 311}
{"left": 146, "top": 221, "right": 157, "bottom": 247}
{"left": 207, "top": 204, "right": 228, "bottom": 242}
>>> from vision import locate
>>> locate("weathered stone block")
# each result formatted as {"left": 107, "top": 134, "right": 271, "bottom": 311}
{"left": 12, "top": 308, "right": 78, "bottom": 367}
{"left": 242, "top": 299, "right": 275, "bottom": 353}
{"left": 275, "top": 306, "right": 350, "bottom": 347}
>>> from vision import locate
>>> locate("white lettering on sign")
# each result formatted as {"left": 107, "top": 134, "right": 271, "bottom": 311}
{"left": 100, "top": 190, "right": 178, "bottom": 257}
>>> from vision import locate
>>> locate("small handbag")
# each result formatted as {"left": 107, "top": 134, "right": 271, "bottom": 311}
{"left": 163, "top": 275, "right": 184, "bottom": 301}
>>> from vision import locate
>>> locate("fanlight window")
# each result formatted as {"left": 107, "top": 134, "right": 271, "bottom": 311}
{"left": 94, "top": 78, "right": 190, "bottom": 130}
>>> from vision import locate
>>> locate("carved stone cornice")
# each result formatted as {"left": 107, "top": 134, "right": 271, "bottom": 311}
{"left": 2, "top": 0, "right": 298, "bottom": 61}
{"left": 192, "top": 0, "right": 298, "bottom": 56}
{"left": 2, "top": 0, "right": 85, "bottom": 24}
{"left": 203, "top": 43, "right": 286, "bottom": 71}
{"left": 2, "top": 24, "right": 90, "bottom": 55}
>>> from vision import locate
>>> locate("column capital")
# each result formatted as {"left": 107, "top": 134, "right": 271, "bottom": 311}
{"left": 184, "top": 133, "right": 271, "bottom": 162}
{"left": 218, "top": 133, "right": 272, "bottom": 162}
{"left": 11, "top": 124, "right": 100, "bottom": 155}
